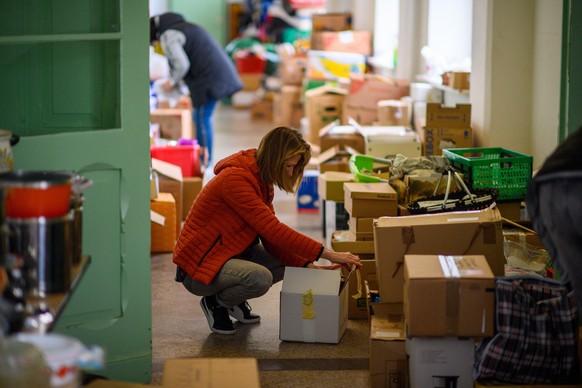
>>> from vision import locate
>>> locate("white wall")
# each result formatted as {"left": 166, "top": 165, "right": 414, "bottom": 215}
{"left": 531, "top": 0, "right": 562, "bottom": 169}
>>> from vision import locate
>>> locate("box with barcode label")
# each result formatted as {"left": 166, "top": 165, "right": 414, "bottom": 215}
{"left": 403, "top": 254, "right": 494, "bottom": 337}
{"left": 369, "top": 314, "right": 407, "bottom": 388}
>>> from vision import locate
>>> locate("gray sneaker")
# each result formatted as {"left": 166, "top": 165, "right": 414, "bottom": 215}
{"left": 228, "top": 301, "right": 261, "bottom": 324}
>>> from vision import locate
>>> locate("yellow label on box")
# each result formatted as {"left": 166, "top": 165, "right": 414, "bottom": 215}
{"left": 302, "top": 289, "right": 315, "bottom": 319}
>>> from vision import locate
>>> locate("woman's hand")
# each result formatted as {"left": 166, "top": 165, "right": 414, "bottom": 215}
{"left": 316, "top": 248, "right": 362, "bottom": 271}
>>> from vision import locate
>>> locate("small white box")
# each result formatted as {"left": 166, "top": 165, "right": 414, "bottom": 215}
{"left": 279, "top": 266, "right": 351, "bottom": 344}
{"left": 358, "top": 126, "right": 422, "bottom": 159}
{"left": 406, "top": 337, "right": 474, "bottom": 388}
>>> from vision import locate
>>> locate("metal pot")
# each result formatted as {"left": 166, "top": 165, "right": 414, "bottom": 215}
{"left": 6, "top": 214, "right": 73, "bottom": 297}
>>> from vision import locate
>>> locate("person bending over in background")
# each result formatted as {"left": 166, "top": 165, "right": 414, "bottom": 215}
{"left": 150, "top": 12, "right": 242, "bottom": 167}
{"left": 527, "top": 125, "right": 582, "bottom": 323}
{"left": 173, "top": 126, "right": 362, "bottom": 335}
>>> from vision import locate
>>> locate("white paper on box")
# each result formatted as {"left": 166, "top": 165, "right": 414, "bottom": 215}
{"left": 150, "top": 210, "right": 165, "bottom": 226}
{"left": 152, "top": 158, "right": 183, "bottom": 181}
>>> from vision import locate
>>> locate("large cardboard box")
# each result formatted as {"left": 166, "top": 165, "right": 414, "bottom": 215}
{"left": 369, "top": 314, "right": 407, "bottom": 388}
{"left": 316, "top": 145, "right": 353, "bottom": 173}
{"left": 158, "top": 175, "right": 183, "bottom": 235}
{"left": 419, "top": 126, "right": 473, "bottom": 156}
{"left": 279, "top": 266, "right": 351, "bottom": 344}
{"left": 150, "top": 192, "right": 177, "bottom": 253}
{"left": 343, "top": 75, "right": 410, "bottom": 125}
{"left": 344, "top": 182, "right": 398, "bottom": 218}
{"left": 318, "top": 171, "right": 354, "bottom": 202}
{"left": 373, "top": 208, "right": 505, "bottom": 303}
{"left": 305, "top": 86, "right": 348, "bottom": 143}
{"left": 331, "top": 230, "right": 375, "bottom": 254}
{"left": 377, "top": 100, "right": 410, "bottom": 126}
{"left": 311, "top": 30, "right": 371, "bottom": 56}
{"left": 182, "top": 176, "right": 203, "bottom": 220}
{"left": 406, "top": 337, "right": 474, "bottom": 388}
{"left": 348, "top": 259, "right": 377, "bottom": 319}
{"left": 163, "top": 358, "right": 260, "bottom": 388}
{"left": 403, "top": 254, "right": 495, "bottom": 337}
{"left": 150, "top": 108, "right": 194, "bottom": 140}
{"left": 421, "top": 103, "right": 472, "bottom": 156}
{"left": 358, "top": 125, "right": 422, "bottom": 159}
{"left": 278, "top": 54, "right": 308, "bottom": 86}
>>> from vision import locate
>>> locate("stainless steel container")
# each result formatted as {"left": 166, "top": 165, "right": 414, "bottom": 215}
{"left": 6, "top": 214, "right": 73, "bottom": 297}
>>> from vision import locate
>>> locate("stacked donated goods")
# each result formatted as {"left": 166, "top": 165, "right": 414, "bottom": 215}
{"left": 369, "top": 207, "right": 506, "bottom": 387}
{"left": 331, "top": 181, "right": 398, "bottom": 320}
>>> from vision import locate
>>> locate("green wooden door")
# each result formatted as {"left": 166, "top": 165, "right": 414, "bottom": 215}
{"left": 561, "top": 0, "right": 582, "bottom": 140}
{"left": 0, "top": 0, "right": 152, "bottom": 382}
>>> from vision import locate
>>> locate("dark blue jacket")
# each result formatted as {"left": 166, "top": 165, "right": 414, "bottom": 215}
{"left": 155, "top": 13, "right": 242, "bottom": 107}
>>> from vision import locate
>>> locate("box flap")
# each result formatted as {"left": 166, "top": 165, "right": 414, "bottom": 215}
{"left": 152, "top": 158, "right": 184, "bottom": 181}
{"left": 305, "top": 84, "right": 349, "bottom": 98}
{"left": 282, "top": 267, "right": 341, "bottom": 295}
{"left": 344, "top": 182, "right": 397, "bottom": 200}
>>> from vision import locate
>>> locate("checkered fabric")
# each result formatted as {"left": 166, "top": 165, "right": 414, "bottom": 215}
{"left": 474, "top": 276, "right": 580, "bottom": 384}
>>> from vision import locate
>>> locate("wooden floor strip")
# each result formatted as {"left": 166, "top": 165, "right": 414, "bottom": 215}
{"left": 258, "top": 358, "right": 369, "bottom": 371}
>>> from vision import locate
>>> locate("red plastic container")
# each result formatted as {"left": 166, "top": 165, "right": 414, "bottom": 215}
{"left": 150, "top": 144, "right": 201, "bottom": 178}
{"left": 234, "top": 54, "right": 266, "bottom": 74}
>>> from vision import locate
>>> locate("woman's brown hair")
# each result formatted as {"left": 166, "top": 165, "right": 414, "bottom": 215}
{"left": 256, "top": 126, "right": 311, "bottom": 193}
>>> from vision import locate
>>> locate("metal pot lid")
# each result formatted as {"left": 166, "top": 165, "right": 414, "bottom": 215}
{"left": 0, "top": 170, "right": 74, "bottom": 189}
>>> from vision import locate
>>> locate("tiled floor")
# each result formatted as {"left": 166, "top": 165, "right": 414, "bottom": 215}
{"left": 150, "top": 103, "right": 373, "bottom": 387}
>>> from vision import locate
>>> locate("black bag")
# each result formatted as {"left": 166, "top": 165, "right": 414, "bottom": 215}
{"left": 473, "top": 276, "right": 580, "bottom": 384}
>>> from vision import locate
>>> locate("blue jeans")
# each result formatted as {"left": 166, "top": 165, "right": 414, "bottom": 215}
{"left": 181, "top": 243, "right": 285, "bottom": 308}
{"left": 193, "top": 99, "right": 217, "bottom": 164}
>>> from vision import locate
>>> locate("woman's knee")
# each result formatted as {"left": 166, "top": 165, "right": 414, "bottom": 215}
{"left": 247, "top": 266, "right": 273, "bottom": 294}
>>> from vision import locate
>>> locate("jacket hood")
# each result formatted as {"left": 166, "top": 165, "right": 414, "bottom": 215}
{"left": 214, "top": 149, "right": 259, "bottom": 178}
{"left": 159, "top": 12, "right": 185, "bottom": 28}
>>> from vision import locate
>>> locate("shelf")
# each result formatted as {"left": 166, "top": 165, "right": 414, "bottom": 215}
{"left": 416, "top": 74, "right": 470, "bottom": 96}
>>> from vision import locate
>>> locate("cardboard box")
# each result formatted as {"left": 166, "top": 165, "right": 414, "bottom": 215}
{"left": 496, "top": 200, "right": 522, "bottom": 221}
{"left": 343, "top": 75, "right": 410, "bottom": 125}
{"left": 279, "top": 266, "right": 351, "bottom": 343}
{"left": 306, "top": 50, "right": 366, "bottom": 82}
{"left": 311, "top": 12, "right": 352, "bottom": 32}
{"left": 250, "top": 99, "right": 273, "bottom": 121}
{"left": 348, "top": 259, "right": 377, "bottom": 319}
{"left": 273, "top": 85, "right": 304, "bottom": 128}
{"left": 348, "top": 216, "right": 375, "bottom": 241}
{"left": 344, "top": 182, "right": 398, "bottom": 218}
{"left": 358, "top": 125, "right": 422, "bottom": 159}
{"left": 426, "top": 103, "right": 471, "bottom": 128}
{"left": 311, "top": 30, "right": 371, "bottom": 56}
{"left": 369, "top": 314, "right": 407, "bottom": 388}
{"left": 448, "top": 71, "right": 470, "bottom": 90}
{"left": 163, "top": 358, "right": 260, "bottom": 388}
{"left": 318, "top": 171, "right": 354, "bottom": 202}
{"left": 331, "top": 230, "right": 375, "bottom": 254}
{"left": 158, "top": 175, "right": 183, "bottom": 235}
{"left": 151, "top": 192, "right": 177, "bottom": 253}
{"left": 305, "top": 86, "right": 348, "bottom": 143}
{"left": 419, "top": 126, "right": 473, "bottom": 156}
{"left": 239, "top": 73, "right": 262, "bottom": 91}
{"left": 373, "top": 207, "right": 505, "bottom": 303}
{"left": 365, "top": 279, "right": 404, "bottom": 321}
{"left": 403, "top": 254, "right": 494, "bottom": 337}
{"left": 502, "top": 227, "right": 544, "bottom": 250}
{"left": 377, "top": 100, "right": 410, "bottom": 126}
{"left": 150, "top": 108, "right": 194, "bottom": 140}
{"left": 406, "top": 337, "right": 474, "bottom": 388}
{"left": 319, "top": 122, "right": 366, "bottom": 154}
{"left": 278, "top": 54, "right": 308, "bottom": 86}
{"left": 182, "top": 176, "right": 203, "bottom": 220}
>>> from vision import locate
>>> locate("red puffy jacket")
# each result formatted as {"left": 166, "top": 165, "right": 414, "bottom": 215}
{"left": 173, "top": 149, "right": 324, "bottom": 285}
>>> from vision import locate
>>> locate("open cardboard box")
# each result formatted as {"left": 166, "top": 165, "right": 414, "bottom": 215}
{"left": 279, "top": 266, "right": 355, "bottom": 344}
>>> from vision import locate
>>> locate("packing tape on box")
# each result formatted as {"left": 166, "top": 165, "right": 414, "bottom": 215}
{"left": 302, "top": 289, "right": 315, "bottom": 319}
{"left": 439, "top": 255, "right": 461, "bottom": 336}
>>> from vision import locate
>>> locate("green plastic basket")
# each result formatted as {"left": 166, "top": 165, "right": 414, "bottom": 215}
{"left": 349, "top": 154, "right": 391, "bottom": 183}
{"left": 443, "top": 147, "right": 533, "bottom": 201}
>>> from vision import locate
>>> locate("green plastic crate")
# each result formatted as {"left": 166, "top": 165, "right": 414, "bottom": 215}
{"left": 443, "top": 147, "right": 533, "bottom": 201}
